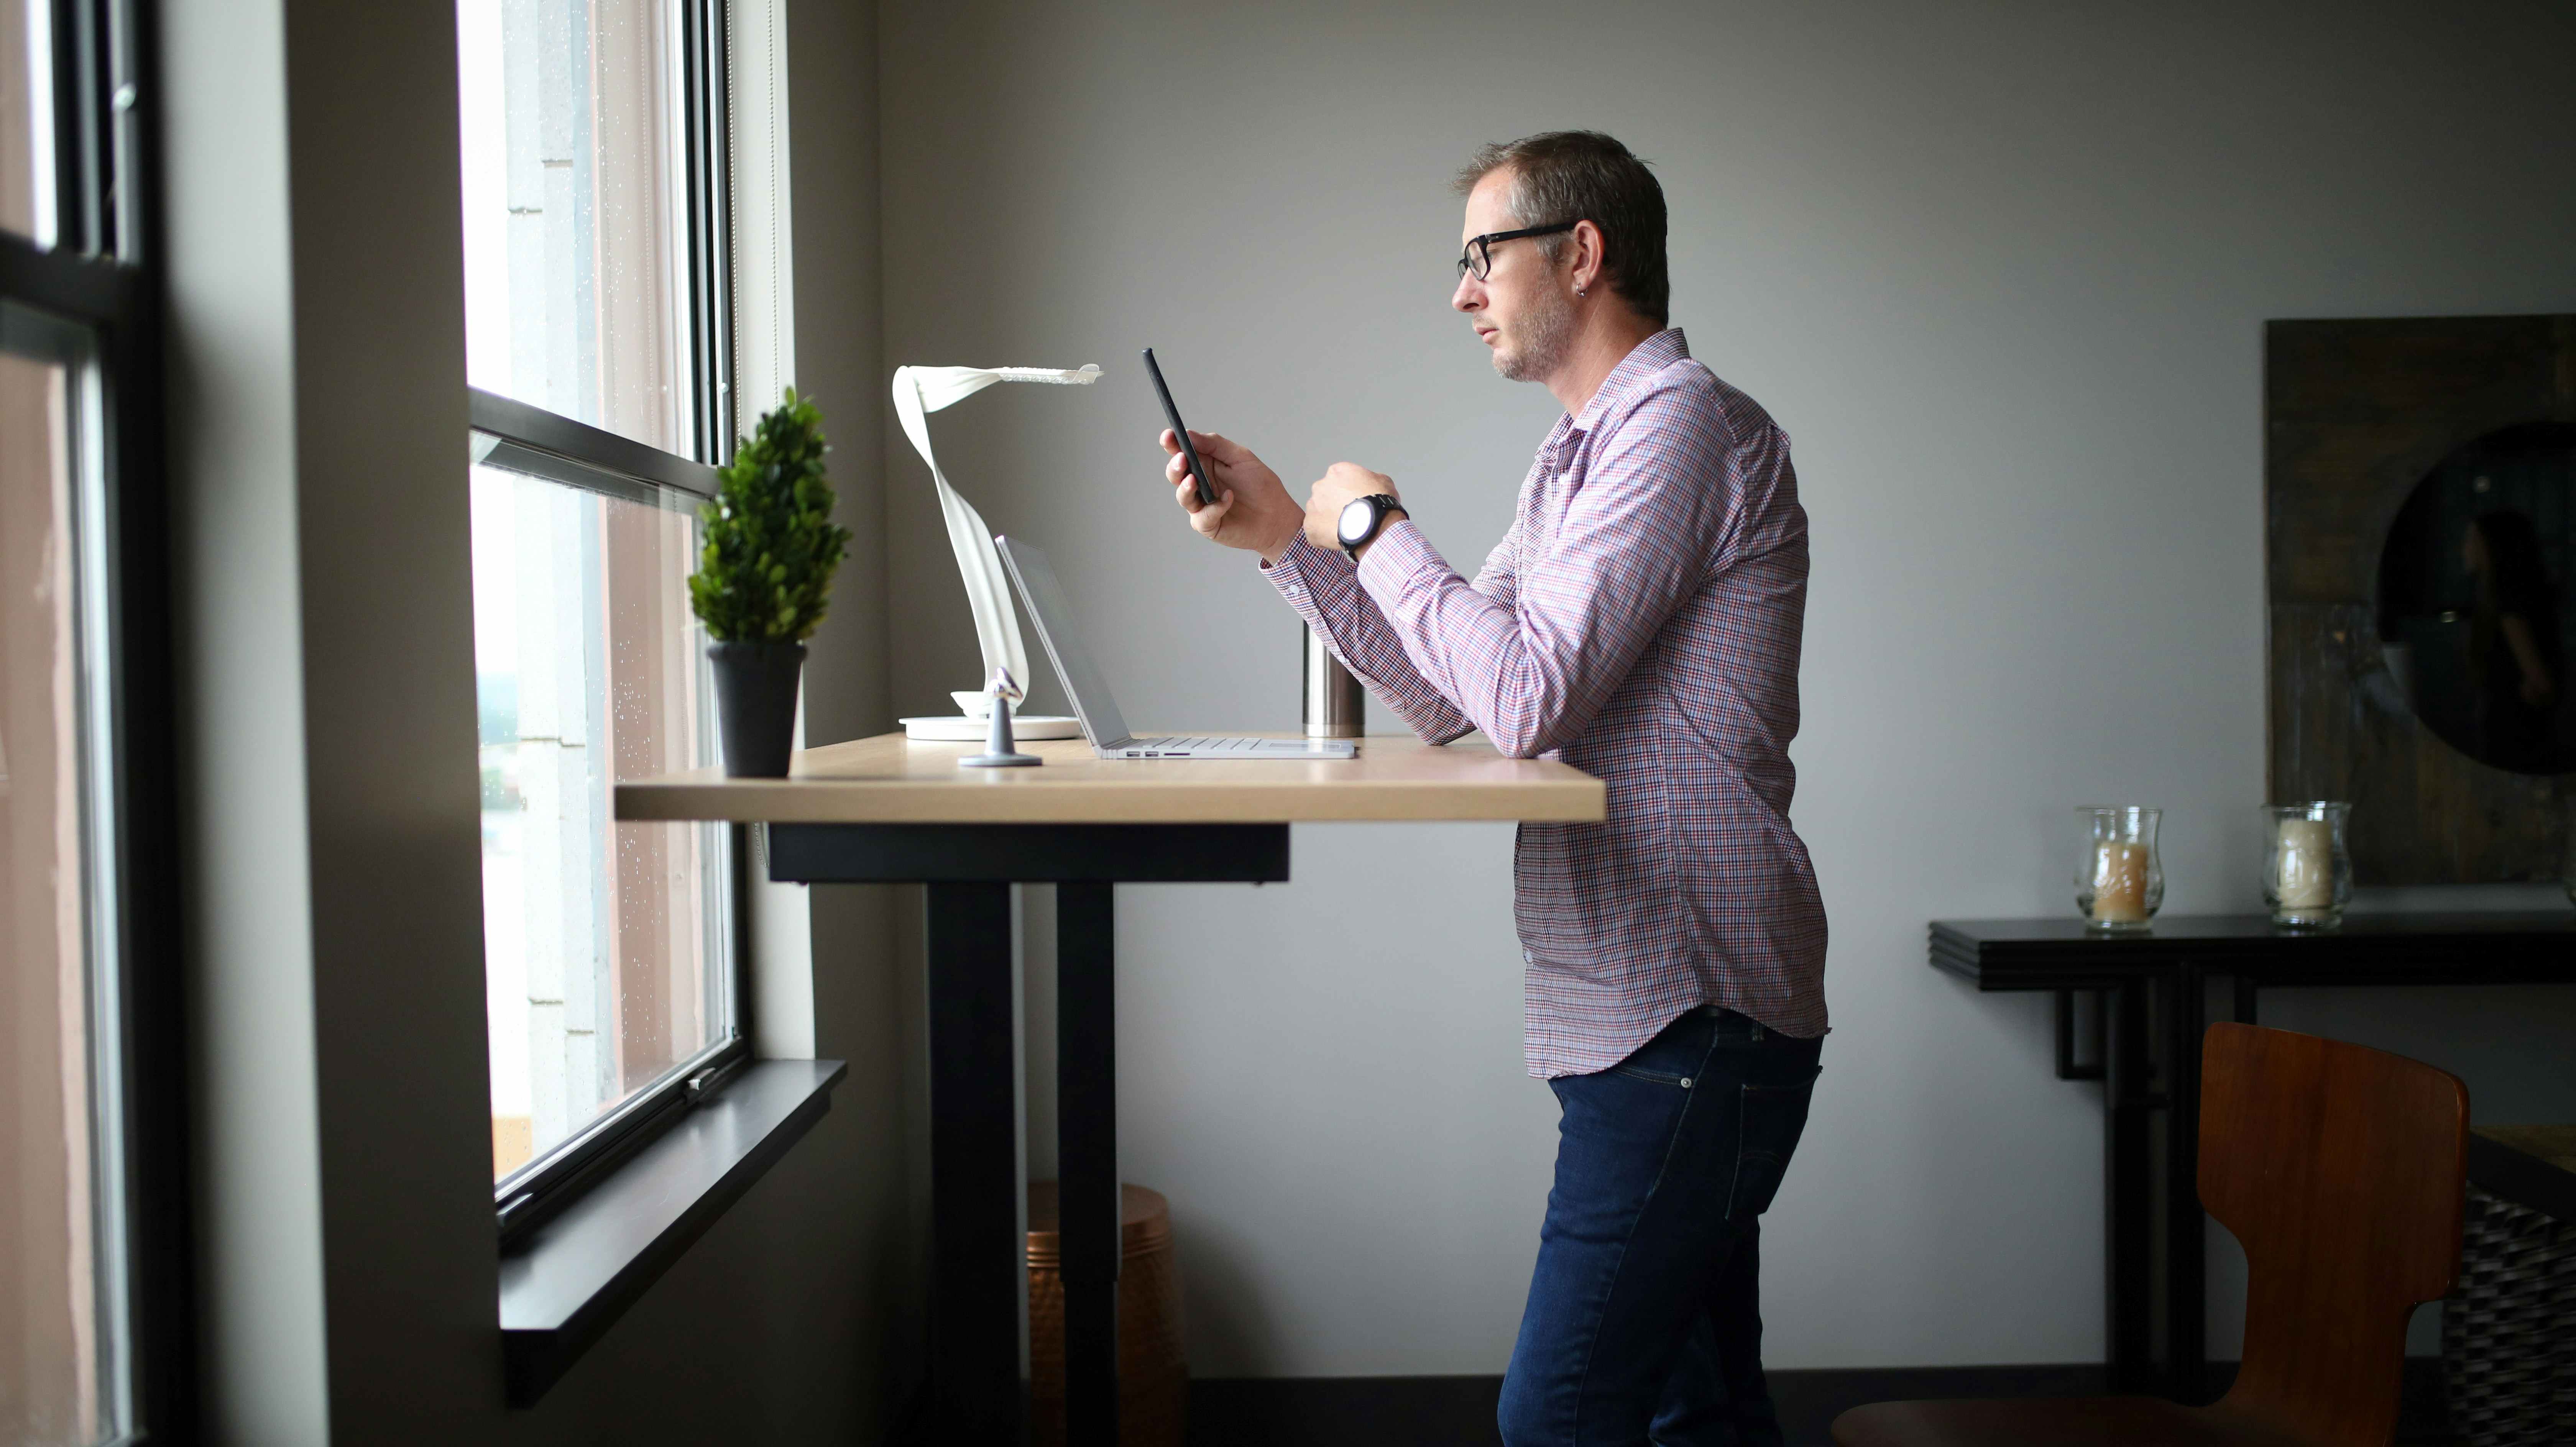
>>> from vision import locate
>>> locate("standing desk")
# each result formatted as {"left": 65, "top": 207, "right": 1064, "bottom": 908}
{"left": 618, "top": 731, "right": 1604, "bottom": 1446}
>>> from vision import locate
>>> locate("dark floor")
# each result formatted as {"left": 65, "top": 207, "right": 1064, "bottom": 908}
{"left": 1181, "top": 1360, "right": 2461, "bottom": 1447}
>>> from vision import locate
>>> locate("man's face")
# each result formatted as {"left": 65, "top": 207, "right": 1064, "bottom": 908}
{"left": 1453, "top": 167, "right": 1574, "bottom": 384}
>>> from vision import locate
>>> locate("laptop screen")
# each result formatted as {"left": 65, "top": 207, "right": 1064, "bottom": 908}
{"left": 994, "top": 536, "right": 1133, "bottom": 748}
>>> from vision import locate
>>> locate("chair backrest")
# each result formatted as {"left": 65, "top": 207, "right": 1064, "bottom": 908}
{"left": 2200, "top": 1022, "right": 2466, "bottom": 1445}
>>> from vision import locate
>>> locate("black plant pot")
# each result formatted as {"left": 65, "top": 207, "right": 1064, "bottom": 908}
{"left": 708, "top": 641, "right": 807, "bottom": 777}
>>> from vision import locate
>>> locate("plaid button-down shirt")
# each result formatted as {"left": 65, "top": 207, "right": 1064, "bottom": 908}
{"left": 1266, "top": 328, "right": 1827, "bottom": 1077}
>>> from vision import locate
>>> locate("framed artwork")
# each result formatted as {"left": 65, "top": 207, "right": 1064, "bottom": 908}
{"left": 2267, "top": 315, "right": 2576, "bottom": 884}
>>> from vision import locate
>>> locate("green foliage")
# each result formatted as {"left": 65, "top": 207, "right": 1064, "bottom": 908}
{"left": 688, "top": 389, "right": 852, "bottom": 643}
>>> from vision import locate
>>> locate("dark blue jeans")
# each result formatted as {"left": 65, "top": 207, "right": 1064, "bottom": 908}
{"left": 1498, "top": 1006, "right": 1824, "bottom": 1447}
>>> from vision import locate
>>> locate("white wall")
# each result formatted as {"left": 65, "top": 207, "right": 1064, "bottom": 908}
{"left": 879, "top": 0, "right": 2576, "bottom": 1376}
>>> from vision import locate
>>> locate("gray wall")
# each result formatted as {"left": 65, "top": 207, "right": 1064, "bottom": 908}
{"left": 879, "top": 0, "right": 2576, "bottom": 1376}
{"left": 163, "top": 0, "right": 330, "bottom": 1429}
{"left": 164, "top": 0, "right": 914, "bottom": 1439}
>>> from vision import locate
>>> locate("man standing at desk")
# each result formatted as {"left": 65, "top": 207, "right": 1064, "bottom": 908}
{"left": 1155, "top": 131, "right": 1827, "bottom": 1447}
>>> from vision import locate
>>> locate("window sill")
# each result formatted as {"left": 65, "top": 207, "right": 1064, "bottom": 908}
{"left": 498, "top": 1058, "right": 848, "bottom": 1406}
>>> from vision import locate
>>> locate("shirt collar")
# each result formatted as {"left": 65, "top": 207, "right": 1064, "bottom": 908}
{"left": 1570, "top": 327, "right": 1688, "bottom": 434}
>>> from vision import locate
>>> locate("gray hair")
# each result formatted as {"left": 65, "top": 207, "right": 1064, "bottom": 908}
{"left": 1455, "top": 131, "right": 1669, "bottom": 326}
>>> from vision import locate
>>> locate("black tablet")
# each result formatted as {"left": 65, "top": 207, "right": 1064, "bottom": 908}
{"left": 1142, "top": 346, "right": 1217, "bottom": 507}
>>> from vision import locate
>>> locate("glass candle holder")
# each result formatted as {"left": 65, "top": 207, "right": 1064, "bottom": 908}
{"left": 2076, "top": 806, "right": 2163, "bottom": 932}
{"left": 2264, "top": 802, "right": 2351, "bottom": 928}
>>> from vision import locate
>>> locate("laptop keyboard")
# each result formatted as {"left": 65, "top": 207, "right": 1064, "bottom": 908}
{"left": 1130, "top": 735, "right": 1255, "bottom": 754}
{"left": 1112, "top": 734, "right": 1352, "bottom": 758}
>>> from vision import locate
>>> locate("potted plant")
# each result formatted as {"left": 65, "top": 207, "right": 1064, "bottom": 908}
{"left": 688, "top": 389, "right": 851, "bottom": 776}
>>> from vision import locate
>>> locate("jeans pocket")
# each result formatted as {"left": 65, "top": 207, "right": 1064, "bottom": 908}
{"left": 1725, "top": 1068, "right": 1820, "bottom": 1224}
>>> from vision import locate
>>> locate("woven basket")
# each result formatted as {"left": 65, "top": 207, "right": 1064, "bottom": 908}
{"left": 1027, "top": 1181, "right": 1187, "bottom": 1447}
{"left": 2442, "top": 1181, "right": 2576, "bottom": 1445}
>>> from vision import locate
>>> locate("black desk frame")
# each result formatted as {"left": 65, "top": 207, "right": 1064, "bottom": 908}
{"left": 770, "top": 822, "right": 1292, "bottom": 1447}
{"left": 1931, "top": 912, "right": 2576, "bottom": 1404}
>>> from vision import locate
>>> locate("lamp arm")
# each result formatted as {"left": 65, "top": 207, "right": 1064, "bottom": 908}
{"left": 893, "top": 364, "right": 1099, "bottom": 695}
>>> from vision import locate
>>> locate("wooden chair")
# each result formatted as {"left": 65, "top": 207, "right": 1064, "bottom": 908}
{"left": 1832, "top": 1022, "right": 2468, "bottom": 1447}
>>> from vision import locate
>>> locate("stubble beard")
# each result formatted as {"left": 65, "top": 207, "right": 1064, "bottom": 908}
{"left": 1493, "top": 285, "right": 1574, "bottom": 384}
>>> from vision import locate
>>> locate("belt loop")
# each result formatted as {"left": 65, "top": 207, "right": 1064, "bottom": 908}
{"left": 1751, "top": 1022, "right": 1766, "bottom": 1042}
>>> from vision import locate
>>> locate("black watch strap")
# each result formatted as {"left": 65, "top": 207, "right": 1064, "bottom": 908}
{"left": 1342, "top": 494, "right": 1409, "bottom": 557}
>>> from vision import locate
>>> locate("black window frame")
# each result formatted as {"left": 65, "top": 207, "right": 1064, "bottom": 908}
{"left": 467, "top": 0, "right": 750, "bottom": 1249}
{"left": 2, "top": 0, "right": 192, "bottom": 1439}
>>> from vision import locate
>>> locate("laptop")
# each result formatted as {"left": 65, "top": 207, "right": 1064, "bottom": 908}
{"left": 996, "top": 536, "right": 1358, "bottom": 760}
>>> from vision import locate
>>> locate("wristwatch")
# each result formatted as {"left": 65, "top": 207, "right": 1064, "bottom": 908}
{"left": 1336, "top": 493, "right": 1409, "bottom": 558}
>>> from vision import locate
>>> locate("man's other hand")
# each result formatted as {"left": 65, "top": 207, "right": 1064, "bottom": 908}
{"left": 1162, "top": 428, "right": 1303, "bottom": 564}
{"left": 1303, "top": 463, "right": 1400, "bottom": 554}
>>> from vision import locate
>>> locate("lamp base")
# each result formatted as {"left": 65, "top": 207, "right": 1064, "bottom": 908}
{"left": 901, "top": 714, "right": 1082, "bottom": 742}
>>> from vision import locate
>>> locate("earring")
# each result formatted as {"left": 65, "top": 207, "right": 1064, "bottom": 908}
{"left": 1576, "top": 286, "right": 1587, "bottom": 297}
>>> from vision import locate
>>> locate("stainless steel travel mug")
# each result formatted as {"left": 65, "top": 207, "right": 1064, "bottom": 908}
{"left": 1304, "top": 627, "right": 1364, "bottom": 738}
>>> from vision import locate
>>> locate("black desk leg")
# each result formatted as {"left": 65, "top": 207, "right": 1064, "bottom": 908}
{"left": 927, "top": 882, "right": 1026, "bottom": 1445}
{"left": 1056, "top": 883, "right": 1121, "bottom": 1447}
{"left": 2162, "top": 966, "right": 2207, "bottom": 1403}
{"left": 2104, "top": 980, "right": 2154, "bottom": 1391}
{"left": 2232, "top": 975, "right": 2258, "bottom": 1025}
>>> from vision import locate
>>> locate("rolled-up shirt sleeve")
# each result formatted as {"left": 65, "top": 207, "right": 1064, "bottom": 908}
{"left": 1353, "top": 384, "right": 1735, "bottom": 759}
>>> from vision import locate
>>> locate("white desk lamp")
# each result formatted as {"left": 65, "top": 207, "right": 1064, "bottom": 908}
{"left": 892, "top": 362, "right": 1100, "bottom": 741}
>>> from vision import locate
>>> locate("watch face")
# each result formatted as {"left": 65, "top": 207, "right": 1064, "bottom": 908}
{"left": 1338, "top": 496, "right": 1377, "bottom": 546}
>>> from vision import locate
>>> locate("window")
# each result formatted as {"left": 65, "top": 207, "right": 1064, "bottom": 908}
{"left": 4, "top": 0, "right": 58, "bottom": 244}
{"left": 2, "top": 0, "right": 181, "bottom": 1440}
{"left": 471, "top": 430, "right": 734, "bottom": 1183}
{"left": 2, "top": 304, "right": 120, "bottom": 1447}
{"left": 457, "top": 0, "right": 726, "bottom": 458}
{"left": 457, "top": 0, "right": 741, "bottom": 1220}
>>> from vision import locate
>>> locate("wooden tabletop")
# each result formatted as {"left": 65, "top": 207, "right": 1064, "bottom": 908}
{"left": 614, "top": 732, "right": 1606, "bottom": 825}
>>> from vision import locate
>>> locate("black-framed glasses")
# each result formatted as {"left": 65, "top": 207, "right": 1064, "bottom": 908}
{"left": 1457, "top": 220, "right": 1580, "bottom": 281}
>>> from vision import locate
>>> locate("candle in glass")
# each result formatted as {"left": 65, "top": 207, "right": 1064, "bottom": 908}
{"left": 2076, "top": 806, "right": 2162, "bottom": 931}
{"left": 2275, "top": 820, "right": 2333, "bottom": 909}
{"left": 2092, "top": 843, "right": 2151, "bottom": 922}
{"left": 2264, "top": 802, "right": 2351, "bottom": 927}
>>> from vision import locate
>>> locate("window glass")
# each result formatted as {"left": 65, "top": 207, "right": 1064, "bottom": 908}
{"left": 472, "top": 458, "right": 731, "bottom": 1181}
{"left": 2, "top": 323, "right": 122, "bottom": 1445}
{"left": 458, "top": 0, "right": 692, "bottom": 454}
{"left": 1, "top": 0, "right": 56, "bottom": 243}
